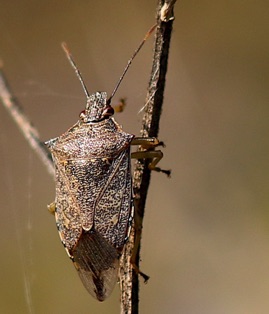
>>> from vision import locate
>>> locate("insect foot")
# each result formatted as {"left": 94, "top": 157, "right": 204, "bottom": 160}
{"left": 47, "top": 202, "right": 56, "bottom": 215}
{"left": 131, "top": 137, "right": 171, "bottom": 177}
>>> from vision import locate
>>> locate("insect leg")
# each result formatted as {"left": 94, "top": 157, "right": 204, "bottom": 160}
{"left": 47, "top": 202, "right": 56, "bottom": 215}
{"left": 130, "top": 138, "right": 170, "bottom": 278}
{"left": 130, "top": 203, "right": 150, "bottom": 282}
{"left": 131, "top": 137, "right": 171, "bottom": 176}
{"left": 113, "top": 98, "right": 127, "bottom": 113}
{"left": 131, "top": 136, "right": 163, "bottom": 149}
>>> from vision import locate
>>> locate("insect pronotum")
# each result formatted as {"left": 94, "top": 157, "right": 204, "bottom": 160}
{"left": 45, "top": 24, "right": 169, "bottom": 301}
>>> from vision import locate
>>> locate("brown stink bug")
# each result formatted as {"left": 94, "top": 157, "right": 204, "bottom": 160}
{"left": 45, "top": 25, "right": 169, "bottom": 301}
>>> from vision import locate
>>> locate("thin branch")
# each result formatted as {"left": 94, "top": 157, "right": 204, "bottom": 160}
{"left": 120, "top": 1, "right": 177, "bottom": 313}
{"left": 0, "top": 66, "right": 54, "bottom": 176}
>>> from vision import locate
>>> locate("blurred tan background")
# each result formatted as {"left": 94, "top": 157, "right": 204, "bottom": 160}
{"left": 1, "top": 1, "right": 269, "bottom": 313}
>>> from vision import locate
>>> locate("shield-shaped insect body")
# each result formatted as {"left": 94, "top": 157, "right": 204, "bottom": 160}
{"left": 45, "top": 25, "right": 168, "bottom": 301}
{"left": 46, "top": 92, "right": 135, "bottom": 301}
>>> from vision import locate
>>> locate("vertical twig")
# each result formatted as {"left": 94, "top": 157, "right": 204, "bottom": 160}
{"left": 120, "top": 1, "right": 177, "bottom": 313}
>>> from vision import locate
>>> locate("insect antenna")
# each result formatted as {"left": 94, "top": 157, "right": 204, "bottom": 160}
{"left": 107, "top": 23, "right": 157, "bottom": 105}
{"left": 61, "top": 42, "right": 90, "bottom": 100}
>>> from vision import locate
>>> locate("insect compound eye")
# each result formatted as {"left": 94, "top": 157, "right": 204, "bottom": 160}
{"left": 79, "top": 110, "right": 87, "bottom": 121}
{"left": 103, "top": 105, "right": 114, "bottom": 117}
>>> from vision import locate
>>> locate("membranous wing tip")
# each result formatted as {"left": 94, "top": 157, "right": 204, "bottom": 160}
{"left": 72, "top": 229, "right": 120, "bottom": 301}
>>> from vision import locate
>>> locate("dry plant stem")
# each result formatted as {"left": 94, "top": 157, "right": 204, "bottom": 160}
{"left": 0, "top": 68, "right": 54, "bottom": 176}
{"left": 120, "top": 1, "right": 176, "bottom": 313}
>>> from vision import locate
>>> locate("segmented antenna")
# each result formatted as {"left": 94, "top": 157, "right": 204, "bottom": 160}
{"left": 62, "top": 23, "right": 157, "bottom": 105}
{"left": 62, "top": 42, "right": 90, "bottom": 99}
{"left": 107, "top": 23, "right": 157, "bottom": 104}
